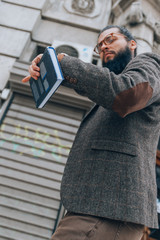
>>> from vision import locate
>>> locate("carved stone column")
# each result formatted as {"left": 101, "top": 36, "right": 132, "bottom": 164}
{"left": 125, "top": 2, "right": 154, "bottom": 54}
{"left": 128, "top": 24, "right": 154, "bottom": 54}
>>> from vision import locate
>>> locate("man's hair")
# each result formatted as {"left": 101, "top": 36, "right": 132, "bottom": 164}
{"left": 99, "top": 25, "right": 137, "bottom": 56}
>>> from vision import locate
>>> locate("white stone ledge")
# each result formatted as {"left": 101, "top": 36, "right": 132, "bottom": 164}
{"left": 0, "top": 55, "right": 16, "bottom": 91}
{"left": 0, "top": 27, "right": 30, "bottom": 58}
{"left": 1, "top": 0, "right": 48, "bottom": 10}
{"left": 0, "top": 2, "right": 41, "bottom": 32}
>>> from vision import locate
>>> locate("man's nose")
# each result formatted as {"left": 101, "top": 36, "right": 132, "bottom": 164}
{"left": 101, "top": 41, "right": 109, "bottom": 51}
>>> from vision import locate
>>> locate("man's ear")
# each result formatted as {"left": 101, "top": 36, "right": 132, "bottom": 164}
{"left": 129, "top": 40, "right": 137, "bottom": 51}
{"left": 128, "top": 40, "right": 137, "bottom": 57}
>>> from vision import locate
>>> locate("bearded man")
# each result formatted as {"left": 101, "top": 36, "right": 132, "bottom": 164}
{"left": 22, "top": 25, "right": 160, "bottom": 240}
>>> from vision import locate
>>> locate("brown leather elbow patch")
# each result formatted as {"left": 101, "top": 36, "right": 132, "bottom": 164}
{"left": 112, "top": 82, "right": 153, "bottom": 117}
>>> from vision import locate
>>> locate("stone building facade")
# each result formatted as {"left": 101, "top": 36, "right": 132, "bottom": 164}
{"left": 0, "top": 0, "right": 160, "bottom": 239}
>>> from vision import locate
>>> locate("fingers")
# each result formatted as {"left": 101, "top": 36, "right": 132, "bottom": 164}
{"left": 29, "top": 54, "right": 42, "bottom": 77}
{"left": 22, "top": 75, "right": 31, "bottom": 83}
{"left": 22, "top": 54, "right": 43, "bottom": 83}
{"left": 31, "top": 54, "right": 42, "bottom": 72}
{"left": 57, "top": 53, "right": 66, "bottom": 62}
{"left": 29, "top": 64, "right": 40, "bottom": 80}
{"left": 33, "top": 54, "right": 43, "bottom": 65}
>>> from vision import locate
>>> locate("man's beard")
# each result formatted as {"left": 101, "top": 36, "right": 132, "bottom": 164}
{"left": 102, "top": 45, "right": 132, "bottom": 74}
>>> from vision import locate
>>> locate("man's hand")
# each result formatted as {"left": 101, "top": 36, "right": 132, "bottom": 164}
{"left": 21, "top": 53, "right": 66, "bottom": 83}
{"left": 57, "top": 53, "right": 66, "bottom": 62}
{"left": 22, "top": 54, "right": 43, "bottom": 83}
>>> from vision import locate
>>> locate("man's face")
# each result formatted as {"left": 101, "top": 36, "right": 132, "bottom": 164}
{"left": 98, "top": 28, "right": 129, "bottom": 62}
{"left": 97, "top": 28, "right": 136, "bottom": 74}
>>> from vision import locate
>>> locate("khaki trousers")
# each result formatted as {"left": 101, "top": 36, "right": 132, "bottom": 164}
{"left": 51, "top": 212, "right": 144, "bottom": 240}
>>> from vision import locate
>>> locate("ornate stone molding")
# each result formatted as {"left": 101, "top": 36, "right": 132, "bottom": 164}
{"left": 72, "top": 0, "right": 95, "bottom": 13}
{"left": 112, "top": 0, "right": 135, "bottom": 17}
{"left": 125, "top": 3, "right": 156, "bottom": 29}
{"left": 63, "top": 0, "right": 101, "bottom": 18}
{"left": 147, "top": 0, "right": 160, "bottom": 9}
{"left": 123, "top": 2, "right": 160, "bottom": 44}
{"left": 126, "top": 2, "right": 144, "bottom": 25}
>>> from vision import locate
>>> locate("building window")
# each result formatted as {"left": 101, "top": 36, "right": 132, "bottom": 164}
{"left": 30, "top": 45, "right": 47, "bottom": 61}
{"left": 92, "top": 54, "right": 101, "bottom": 66}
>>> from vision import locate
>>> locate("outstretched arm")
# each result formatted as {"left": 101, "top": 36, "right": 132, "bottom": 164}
{"left": 59, "top": 53, "right": 160, "bottom": 117}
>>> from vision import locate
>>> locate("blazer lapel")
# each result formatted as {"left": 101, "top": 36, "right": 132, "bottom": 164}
{"left": 81, "top": 104, "right": 99, "bottom": 123}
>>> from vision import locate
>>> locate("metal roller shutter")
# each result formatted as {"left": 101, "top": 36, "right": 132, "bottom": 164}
{"left": 0, "top": 93, "right": 84, "bottom": 240}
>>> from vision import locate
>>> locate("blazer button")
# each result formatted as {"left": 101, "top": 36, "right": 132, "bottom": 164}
{"left": 70, "top": 78, "right": 74, "bottom": 83}
{"left": 65, "top": 76, "right": 70, "bottom": 81}
{"left": 73, "top": 78, "right": 77, "bottom": 84}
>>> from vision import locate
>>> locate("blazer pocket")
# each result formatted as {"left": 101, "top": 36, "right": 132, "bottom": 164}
{"left": 91, "top": 140, "right": 137, "bottom": 157}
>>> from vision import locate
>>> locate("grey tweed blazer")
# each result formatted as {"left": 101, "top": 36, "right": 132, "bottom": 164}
{"left": 59, "top": 52, "right": 160, "bottom": 228}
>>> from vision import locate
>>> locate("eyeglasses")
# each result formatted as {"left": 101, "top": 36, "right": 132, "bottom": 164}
{"left": 94, "top": 32, "right": 128, "bottom": 54}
